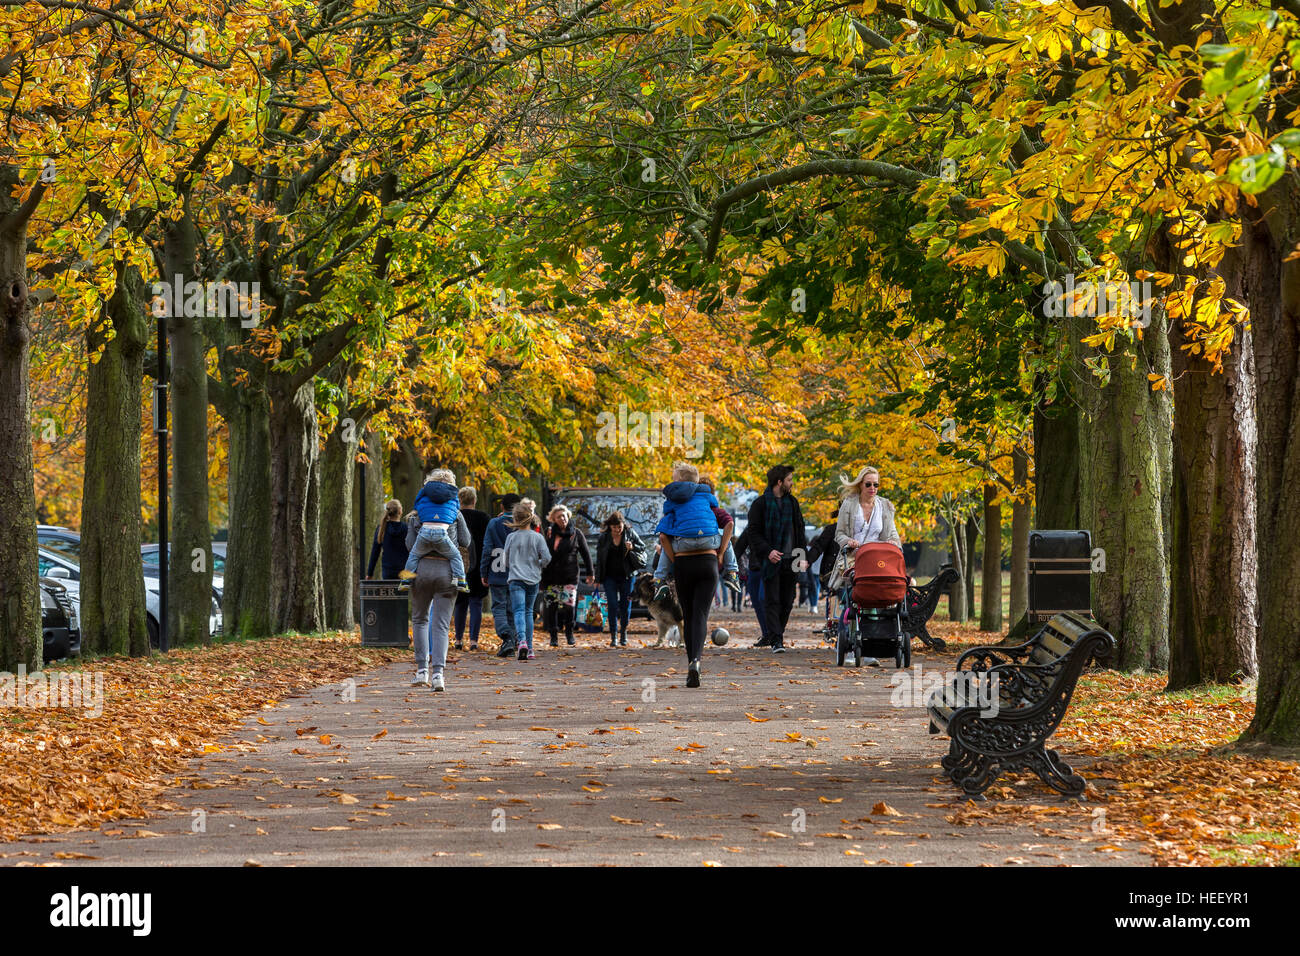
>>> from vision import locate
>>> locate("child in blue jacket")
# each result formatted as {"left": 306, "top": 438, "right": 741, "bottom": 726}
{"left": 400, "top": 468, "right": 469, "bottom": 592}
{"left": 653, "top": 463, "right": 728, "bottom": 601}
{"left": 653, "top": 473, "right": 742, "bottom": 598}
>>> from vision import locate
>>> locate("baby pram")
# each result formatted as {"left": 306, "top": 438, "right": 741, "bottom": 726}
{"left": 835, "top": 543, "right": 911, "bottom": 668}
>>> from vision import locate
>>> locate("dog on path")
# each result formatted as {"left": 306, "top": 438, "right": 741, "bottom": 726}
{"left": 632, "top": 572, "right": 683, "bottom": 647}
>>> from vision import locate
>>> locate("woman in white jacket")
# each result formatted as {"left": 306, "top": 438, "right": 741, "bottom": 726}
{"left": 833, "top": 465, "right": 903, "bottom": 667}
{"left": 835, "top": 465, "right": 903, "bottom": 551}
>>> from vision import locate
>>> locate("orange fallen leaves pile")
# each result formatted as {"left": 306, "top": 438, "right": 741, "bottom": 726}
{"left": 0, "top": 632, "right": 402, "bottom": 842}
{"left": 1059, "top": 673, "right": 1300, "bottom": 866}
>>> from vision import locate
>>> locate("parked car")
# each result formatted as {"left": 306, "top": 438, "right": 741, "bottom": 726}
{"left": 546, "top": 487, "right": 668, "bottom": 619}
{"left": 37, "top": 547, "right": 220, "bottom": 645}
{"left": 141, "top": 543, "right": 225, "bottom": 599}
{"left": 37, "top": 524, "right": 81, "bottom": 561}
{"left": 40, "top": 576, "right": 80, "bottom": 662}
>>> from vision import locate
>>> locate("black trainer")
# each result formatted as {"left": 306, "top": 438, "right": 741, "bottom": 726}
{"left": 496, "top": 641, "right": 517, "bottom": 658}
{"left": 686, "top": 659, "right": 701, "bottom": 688}
{"left": 771, "top": 640, "right": 786, "bottom": 654}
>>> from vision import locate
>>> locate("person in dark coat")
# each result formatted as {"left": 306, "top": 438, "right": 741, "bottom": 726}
{"left": 367, "top": 500, "right": 411, "bottom": 579}
{"left": 733, "top": 524, "right": 768, "bottom": 645}
{"left": 541, "top": 504, "right": 594, "bottom": 647}
{"left": 806, "top": 514, "right": 840, "bottom": 639}
{"left": 595, "top": 510, "right": 646, "bottom": 647}
{"left": 480, "top": 492, "right": 522, "bottom": 658}
{"left": 747, "top": 464, "right": 807, "bottom": 653}
{"left": 454, "top": 486, "right": 490, "bottom": 651}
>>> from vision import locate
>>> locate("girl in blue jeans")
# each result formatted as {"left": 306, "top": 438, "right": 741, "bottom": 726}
{"left": 503, "top": 500, "right": 550, "bottom": 660}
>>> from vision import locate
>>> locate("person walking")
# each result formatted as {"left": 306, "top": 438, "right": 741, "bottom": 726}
{"left": 747, "top": 464, "right": 807, "bottom": 653}
{"left": 656, "top": 462, "right": 732, "bottom": 687}
{"left": 807, "top": 513, "right": 839, "bottom": 640}
{"left": 366, "top": 499, "right": 410, "bottom": 579}
{"left": 735, "top": 524, "right": 770, "bottom": 646}
{"left": 455, "top": 486, "right": 490, "bottom": 651}
{"left": 541, "top": 505, "right": 594, "bottom": 648}
{"left": 480, "top": 492, "right": 522, "bottom": 658}
{"left": 596, "top": 511, "right": 645, "bottom": 647}
{"left": 834, "top": 465, "right": 903, "bottom": 666}
{"left": 504, "top": 498, "right": 550, "bottom": 660}
{"left": 406, "top": 499, "right": 472, "bottom": 690}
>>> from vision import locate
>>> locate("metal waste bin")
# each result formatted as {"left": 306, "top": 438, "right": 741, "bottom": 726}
{"left": 1027, "top": 530, "right": 1093, "bottom": 623}
{"left": 360, "top": 579, "right": 410, "bottom": 647}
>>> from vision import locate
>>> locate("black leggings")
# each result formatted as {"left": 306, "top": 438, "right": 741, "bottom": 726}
{"left": 675, "top": 552, "right": 719, "bottom": 661}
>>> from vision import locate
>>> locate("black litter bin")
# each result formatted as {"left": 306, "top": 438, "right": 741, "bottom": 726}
{"left": 1027, "top": 530, "right": 1093, "bottom": 623}
{"left": 360, "top": 579, "right": 410, "bottom": 647}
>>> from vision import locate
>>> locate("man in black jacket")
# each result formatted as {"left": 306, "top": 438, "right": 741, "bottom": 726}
{"left": 747, "top": 464, "right": 806, "bottom": 653}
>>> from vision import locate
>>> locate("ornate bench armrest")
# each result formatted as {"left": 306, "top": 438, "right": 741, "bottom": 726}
{"left": 956, "top": 642, "right": 1033, "bottom": 671}
{"left": 980, "top": 660, "right": 1064, "bottom": 709}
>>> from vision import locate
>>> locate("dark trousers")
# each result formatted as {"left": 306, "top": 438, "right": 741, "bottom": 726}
{"left": 675, "top": 553, "right": 719, "bottom": 661}
{"left": 544, "top": 600, "right": 574, "bottom": 642}
{"left": 603, "top": 575, "right": 632, "bottom": 636}
{"left": 454, "top": 593, "right": 483, "bottom": 645}
{"left": 763, "top": 569, "right": 797, "bottom": 643}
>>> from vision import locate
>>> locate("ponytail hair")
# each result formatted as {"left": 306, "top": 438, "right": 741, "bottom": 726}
{"left": 376, "top": 499, "right": 402, "bottom": 544}
{"left": 509, "top": 497, "right": 538, "bottom": 530}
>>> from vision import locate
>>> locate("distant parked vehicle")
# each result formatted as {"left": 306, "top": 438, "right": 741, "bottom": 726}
{"left": 40, "top": 577, "right": 80, "bottom": 662}
{"left": 37, "top": 525, "right": 81, "bottom": 561}
{"left": 37, "top": 547, "right": 220, "bottom": 645}
{"left": 141, "top": 543, "right": 225, "bottom": 599}
{"left": 546, "top": 487, "right": 666, "bottom": 619}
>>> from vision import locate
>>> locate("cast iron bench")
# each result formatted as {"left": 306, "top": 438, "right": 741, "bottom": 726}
{"left": 903, "top": 566, "right": 960, "bottom": 650}
{"left": 926, "top": 611, "right": 1114, "bottom": 798}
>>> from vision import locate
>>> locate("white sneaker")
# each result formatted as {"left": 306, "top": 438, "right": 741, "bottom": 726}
{"left": 430, "top": 673, "right": 445, "bottom": 692}
{"left": 863, "top": 657, "right": 880, "bottom": 667}
{"left": 412, "top": 668, "right": 429, "bottom": 686}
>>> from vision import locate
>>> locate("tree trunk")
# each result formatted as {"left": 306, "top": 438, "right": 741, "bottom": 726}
{"left": 389, "top": 435, "right": 423, "bottom": 513}
{"left": 980, "top": 482, "right": 1003, "bottom": 632}
{"left": 270, "top": 380, "right": 324, "bottom": 633}
{"left": 321, "top": 416, "right": 358, "bottom": 630}
{"left": 947, "top": 513, "right": 967, "bottom": 622}
{"left": 0, "top": 169, "right": 41, "bottom": 671}
{"left": 80, "top": 260, "right": 149, "bottom": 657}
{"left": 1243, "top": 199, "right": 1300, "bottom": 747}
{"left": 1078, "top": 333, "right": 1171, "bottom": 670}
{"left": 964, "top": 515, "right": 977, "bottom": 620}
{"left": 1166, "top": 243, "right": 1258, "bottom": 689}
{"left": 1010, "top": 444, "right": 1030, "bottom": 624}
{"left": 1033, "top": 398, "right": 1080, "bottom": 529}
{"left": 222, "top": 375, "right": 274, "bottom": 639}
{"left": 163, "top": 213, "right": 213, "bottom": 645}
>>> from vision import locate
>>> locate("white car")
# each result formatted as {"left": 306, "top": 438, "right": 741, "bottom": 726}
{"left": 37, "top": 548, "right": 220, "bottom": 645}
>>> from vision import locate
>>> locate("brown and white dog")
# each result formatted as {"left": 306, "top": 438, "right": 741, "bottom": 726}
{"left": 632, "top": 572, "right": 683, "bottom": 647}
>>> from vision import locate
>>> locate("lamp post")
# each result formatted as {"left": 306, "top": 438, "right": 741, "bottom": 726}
{"left": 154, "top": 307, "right": 169, "bottom": 653}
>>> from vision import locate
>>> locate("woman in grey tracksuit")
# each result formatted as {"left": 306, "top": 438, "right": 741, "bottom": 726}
{"left": 407, "top": 507, "right": 472, "bottom": 690}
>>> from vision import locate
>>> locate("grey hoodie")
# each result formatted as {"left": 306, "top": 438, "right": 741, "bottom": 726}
{"left": 504, "top": 527, "right": 551, "bottom": 585}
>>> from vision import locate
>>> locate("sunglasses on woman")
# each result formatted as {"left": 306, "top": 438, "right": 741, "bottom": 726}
{"left": 863, "top": 481, "right": 880, "bottom": 488}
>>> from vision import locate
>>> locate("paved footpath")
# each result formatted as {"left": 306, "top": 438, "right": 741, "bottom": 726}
{"left": 13, "top": 611, "right": 1146, "bottom": 866}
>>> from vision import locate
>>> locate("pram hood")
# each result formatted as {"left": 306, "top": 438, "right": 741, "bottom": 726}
{"left": 852, "top": 543, "right": 908, "bottom": 607}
